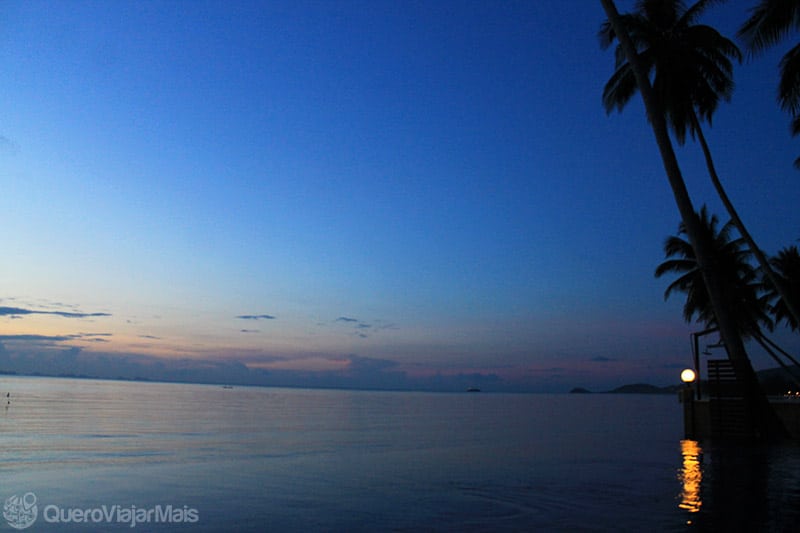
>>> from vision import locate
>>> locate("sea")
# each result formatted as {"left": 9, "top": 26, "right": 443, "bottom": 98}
{"left": 1, "top": 376, "right": 799, "bottom": 532}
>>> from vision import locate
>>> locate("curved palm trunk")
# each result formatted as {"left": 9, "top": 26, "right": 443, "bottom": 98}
{"left": 753, "top": 333, "right": 800, "bottom": 386}
{"left": 600, "top": 0, "right": 787, "bottom": 440}
{"left": 760, "top": 333, "right": 800, "bottom": 368}
{"left": 689, "top": 111, "right": 800, "bottom": 329}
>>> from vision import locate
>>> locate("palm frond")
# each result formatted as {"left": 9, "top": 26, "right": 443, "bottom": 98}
{"left": 663, "top": 234, "right": 695, "bottom": 259}
{"left": 766, "top": 245, "right": 800, "bottom": 329}
{"left": 602, "top": 64, "right": 639, "bottom": 114}
{"left": 655, "top": 258, "right": 697, "bottom": 278}
{"left": 598, "top": 20, "right": 615, "bottom": 50}
{"left": 598, "top": 13, "right": 639, "bottom": 51}
{"left": 637, "top": 0, "right": 681, "bottom": 28}
{"left": 681, "top": 0, "right": 728, "bottom": 26}
{"left": 656, "top": 206, "right": 770, "bottom": 335}
{"left": 792, "top": 113, "right": 800, "bottom": 136}
{"left": 599, "top": 0, "right": 739, "bottom": 137}
{"left": 779, "top": 42, "right": 800, "bottom": 114}
{"left": 738, "top": 0, "right": 800, "bottom": 54}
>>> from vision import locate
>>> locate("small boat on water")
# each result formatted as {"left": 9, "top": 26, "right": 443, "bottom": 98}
{"left": 466, "top": 387, "right": 481, "bottom": 392}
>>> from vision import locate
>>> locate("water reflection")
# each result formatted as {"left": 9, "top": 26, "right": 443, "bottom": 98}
{"left": 678, "top": 439, "right": 702, "bottom": 516}
{"left": 677, "top": 439, "right": 800, "bottom": 530}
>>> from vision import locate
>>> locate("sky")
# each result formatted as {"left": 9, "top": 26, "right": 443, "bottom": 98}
{"left": 0, "top": 0, "right": 798, "bottom": 392}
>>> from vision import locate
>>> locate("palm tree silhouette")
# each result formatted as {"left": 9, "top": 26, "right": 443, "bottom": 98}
{"left": 600, "top": 0, "right": 800, "bottom": 331}
{"left": 766, "top": 245, "right": 800, "bottom": 330}
{"left": 657, "top": 212, "right": 800, "bottom": 385}
{"left": 600, "top": 0, "right": 741, "bottom": 145}
{"left": 600, "top": 0, "right": 787, "bottom": 439}
{"left": 655, "top": 206, "right": 773, "bottom": 339}
{"left": 739, "top": 0, "right": 800, "bottom": 166}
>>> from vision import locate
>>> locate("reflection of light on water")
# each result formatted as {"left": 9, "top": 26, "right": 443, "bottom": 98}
{"left": 679, "top": 439, "right": 703, "bottom": 519}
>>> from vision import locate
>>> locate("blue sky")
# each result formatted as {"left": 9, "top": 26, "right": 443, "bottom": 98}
{"left": 0, "top": 0, "right": 798, "bottom": 391}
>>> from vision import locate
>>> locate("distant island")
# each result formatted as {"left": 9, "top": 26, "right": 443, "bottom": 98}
{"left": 570, "top": 383, "right": 681, "bottom": 394}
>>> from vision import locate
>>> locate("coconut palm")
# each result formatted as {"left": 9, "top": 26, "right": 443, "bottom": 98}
{"left": 766, "top": 245, "right": 800, "bottom": 330}
{"left": 655, "top": 206, "right": 774, "bottom": 338}
{"left": 600, "top": 0, "right": 800, "bottom": 339}
{"left": 600, "top": 0, "right": 741, "bottom": 144}
{"left": 600, "top": 0, "right": 787, "bottom": 439}
{"left": 739, "top": 0, "right": 800, "bottom": 166}
{"left": 656, "top": 216, "right": 800, "bottom": 385}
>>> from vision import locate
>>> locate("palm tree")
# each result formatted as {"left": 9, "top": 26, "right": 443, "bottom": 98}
{"left": 600, "top": 0, "right": 787, "bottom": 439}
{"left": 600, "top": 0, "right": 800, "bottom": 345}
{"left": 655, "top": 206, "right": 774, "bottom": 338}
{"left": 600, "top": 0, "right": 741, "bottom": 145}
{"left": 739, "top": 0, "right": 800, "bottom": 167}
{"left": 657, "top": 210, "right": 800, "bottom": 386}
{"left": 766, "top": 245, "right": 800, "bottom": 330}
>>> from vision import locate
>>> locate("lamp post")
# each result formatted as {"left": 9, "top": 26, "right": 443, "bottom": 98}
{"left": 681, "top": 368, "right": 697, "bottom": 439}
{"left": 691, "top": 327, "right": 719, "bottom": 400}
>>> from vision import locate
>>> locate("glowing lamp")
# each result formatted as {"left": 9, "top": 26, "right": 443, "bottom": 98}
{"left": 681, "top": 368, "right": 697, "bottom": 383}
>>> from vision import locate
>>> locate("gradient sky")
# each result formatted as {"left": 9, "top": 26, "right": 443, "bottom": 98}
{"left": 1, "top": 0, "right": 798, "bottom": 392}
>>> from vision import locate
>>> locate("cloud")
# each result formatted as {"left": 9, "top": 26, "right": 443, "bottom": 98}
{"left": 0, "top": 334, "right": 72, "bottom": 342}
{"left": 335, "top": 316, "right": 374, "bottom": 338}
{"left": 348, "top": 355, "right": 397, "bottom": 372}
{"left": 240, "top": 329, "right": 260, "bottom": 333}
{"left": 335, "top": 317, "right": 396, "bottom": 332}
{"left": 66, "top": 333, "right": 113, "bottom": 342}
{"left": 138, "top": 335, "right": 161, "bottom": 340}
{"left": 236, "top": 314, "right": 276, "bottom": 320}
{"left": 524, "top": 366, "right": 569, "bottom": 374}
{"left": 0, "top": 338, "right": 612, "bottom": 393}
{"left": 0, "top": 306, "right": 111, "bottom": 319}
{"left": 590, "top": 356, "right": 615, "bottom": 362}
{"left": 0, "top": 332, "right": 113, "bottom": 347}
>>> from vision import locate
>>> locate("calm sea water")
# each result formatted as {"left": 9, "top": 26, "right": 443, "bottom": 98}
{"left": 0, "top": 377, "right": 798, "bottom": 531}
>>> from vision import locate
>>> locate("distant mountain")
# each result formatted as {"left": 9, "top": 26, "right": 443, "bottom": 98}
{"left": 607, "top": 383, "right": 681, "bottom": 394}
{"left": 569, "top": 366, "right": 800, "bottom": 395}
{"left": 756, "top": 367, "right": 800, "bottom": 395}
{"left": 569, "top": 383, "right": 682, "bottom": 394}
